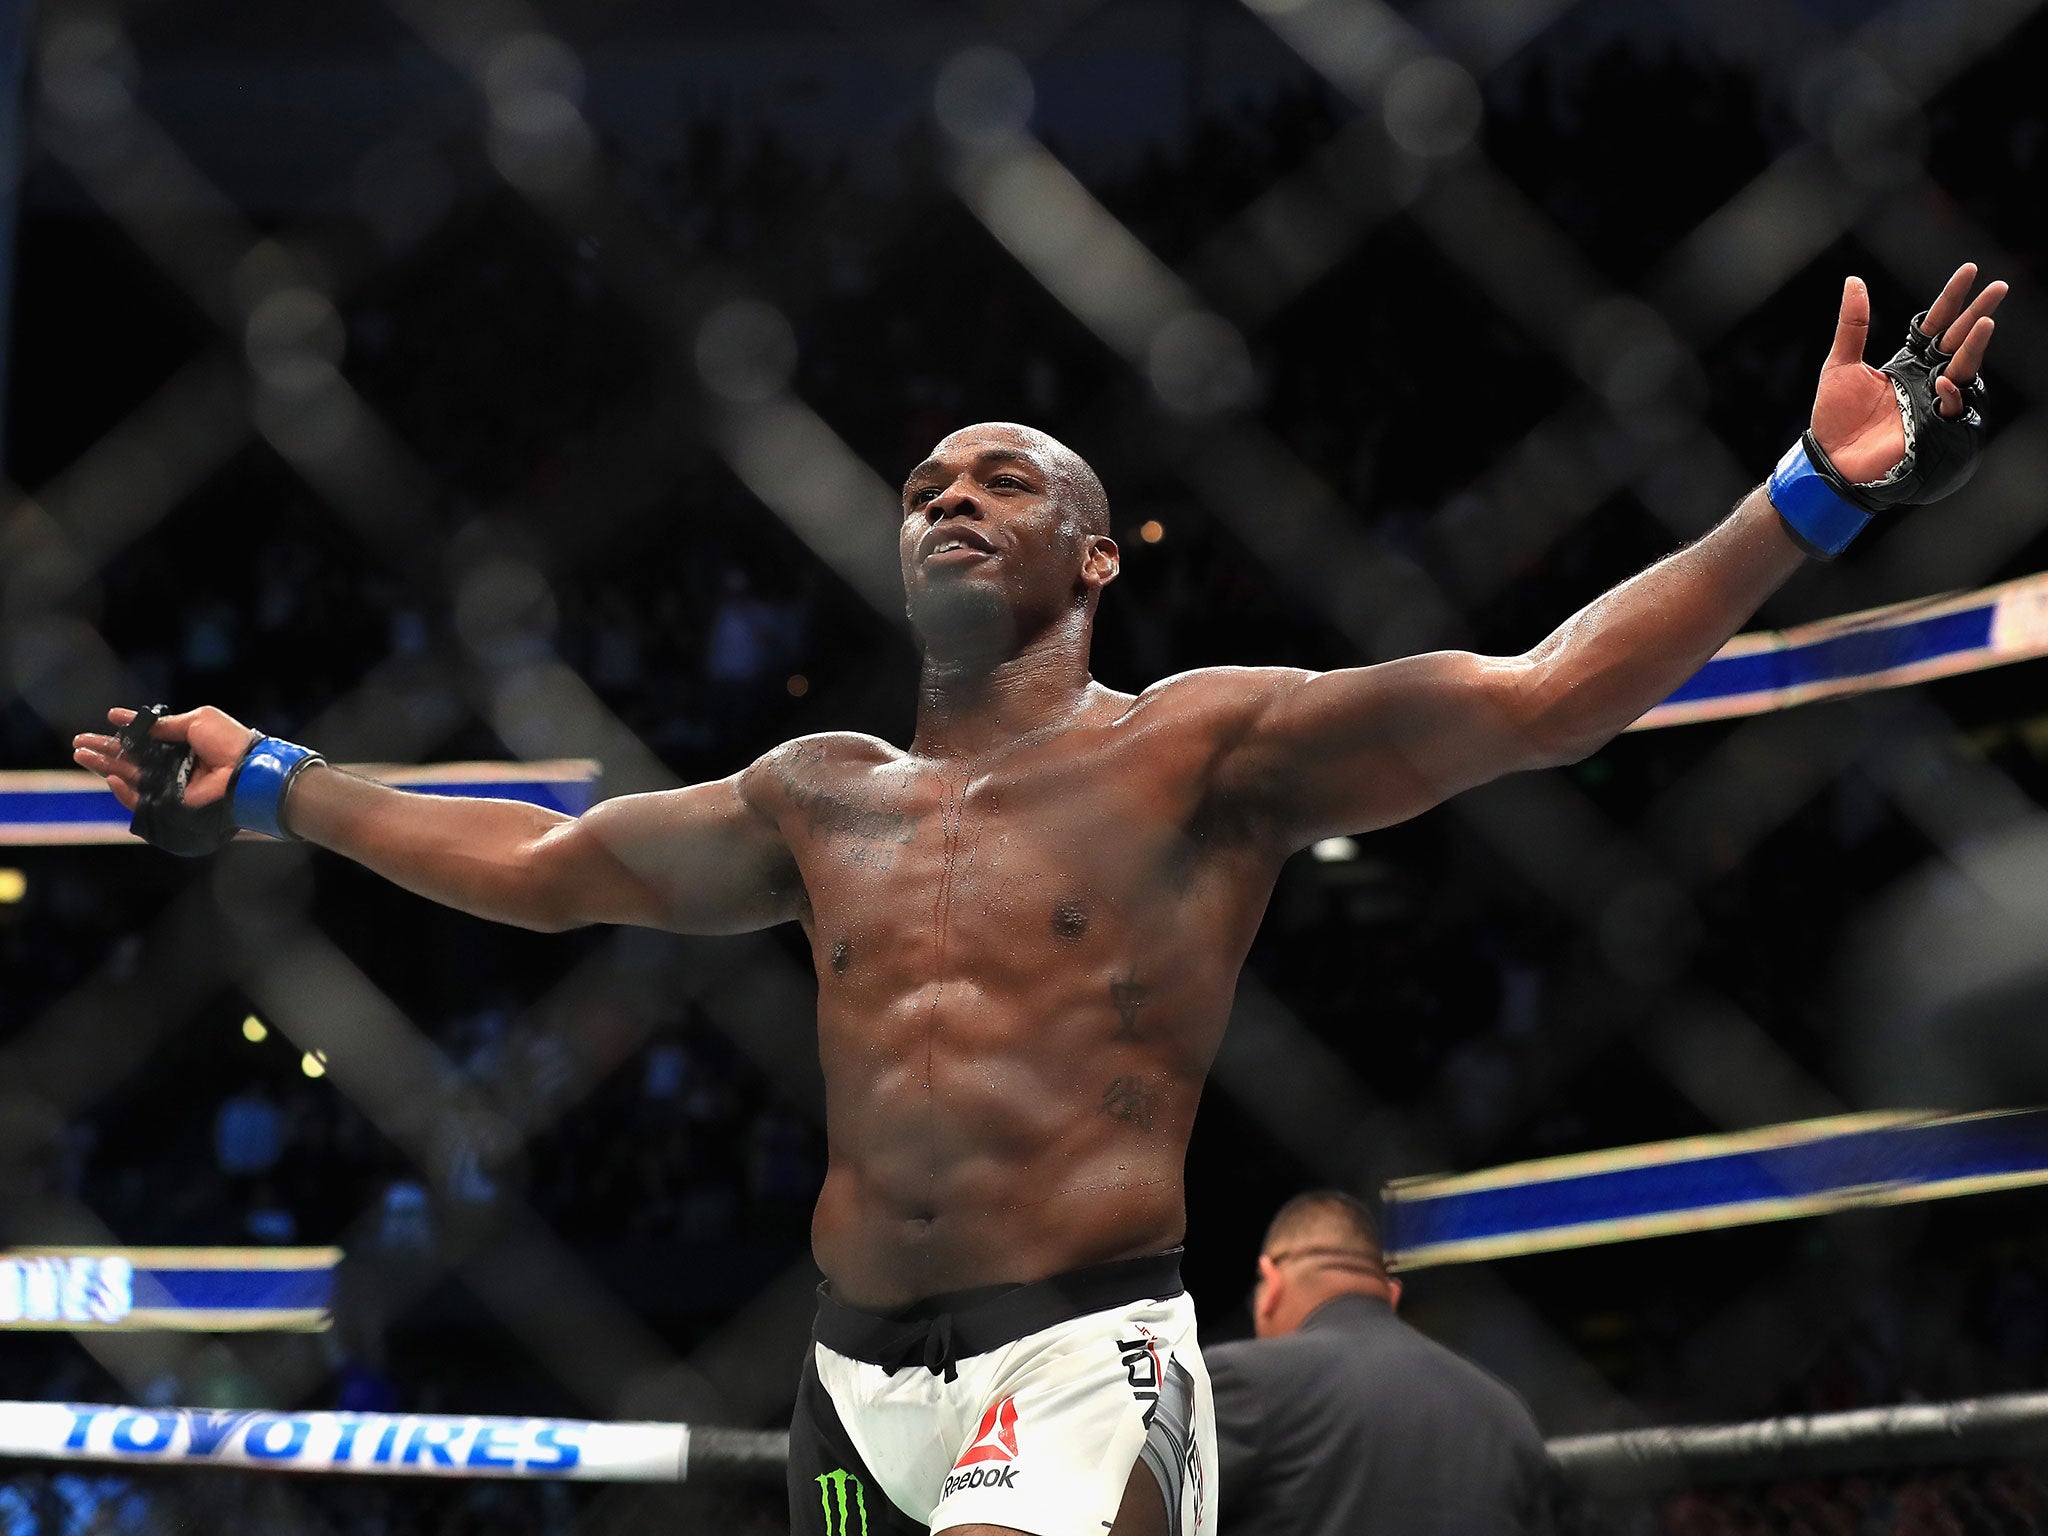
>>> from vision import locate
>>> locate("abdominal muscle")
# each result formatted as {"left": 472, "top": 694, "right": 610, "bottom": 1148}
{"left": 806, "top": 984, "right": 1209, "bottom": 1311}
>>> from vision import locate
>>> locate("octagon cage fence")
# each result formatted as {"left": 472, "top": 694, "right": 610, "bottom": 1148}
{"left": 3, "top": 0, "right": 2048, "bottom": 1532}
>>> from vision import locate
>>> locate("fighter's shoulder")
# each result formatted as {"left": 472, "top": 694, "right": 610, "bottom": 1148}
{"left": 1126, "top": 666, "right": 1314, "bottom": 739}
{"left": 737, "top": 732, "right": 902, "bottom": 808}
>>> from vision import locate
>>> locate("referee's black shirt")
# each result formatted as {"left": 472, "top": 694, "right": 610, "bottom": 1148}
{"left": 1205, "top": 1292, "right": 1552, "bottom": 1535}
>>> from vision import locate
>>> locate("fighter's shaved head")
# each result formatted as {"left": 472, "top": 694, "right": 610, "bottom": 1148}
{"left": 922, "top": 422, "right": 1110, "bottom": 540}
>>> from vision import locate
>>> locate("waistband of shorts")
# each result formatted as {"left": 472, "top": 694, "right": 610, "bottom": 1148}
{"left": 813, "top": 1249, "right": 1185, "bottom": 1378}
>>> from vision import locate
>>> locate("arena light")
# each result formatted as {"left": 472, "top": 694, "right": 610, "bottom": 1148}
{"left": 0, "top": 867, "right": 24, "bottom": 903}
{"left": 241, "top": 1014, "right": 268, "bottom": 1043}
{"left": 300, "top": 1049, "right": 327, "bottom": 1079}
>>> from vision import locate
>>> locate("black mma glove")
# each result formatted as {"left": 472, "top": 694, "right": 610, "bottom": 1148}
{"left": 1768, "top": 310, "right": 1988, "bottom": 559}
{"left": 117, "top": 705, "right": 323, "bottom": 856}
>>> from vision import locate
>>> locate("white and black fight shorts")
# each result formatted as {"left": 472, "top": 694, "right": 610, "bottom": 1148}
{"left": 786, "top": 1249, "right": 1214, "bottom": 1535}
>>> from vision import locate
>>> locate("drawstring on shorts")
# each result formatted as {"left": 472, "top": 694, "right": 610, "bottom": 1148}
{"left": 813, "top": 1249, "right": 1185, "bottom": 1384}
{"left": 877, "top": 1310, "right": 961, "bottom": 1381}
{"left": 924, "top": 1313, "right": 958, "bottom": 1381}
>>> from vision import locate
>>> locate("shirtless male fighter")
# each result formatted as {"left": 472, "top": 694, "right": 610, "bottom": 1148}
{"left": 76, "top": 268, "right": 2003, "bottom": 1536}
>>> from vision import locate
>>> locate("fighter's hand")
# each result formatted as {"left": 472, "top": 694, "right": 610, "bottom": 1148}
{"left": 1811, "top": 266, "right": 2005, "bottom": 484}
{"left": 72, "top": 706, "right": 258, "bottom": 812}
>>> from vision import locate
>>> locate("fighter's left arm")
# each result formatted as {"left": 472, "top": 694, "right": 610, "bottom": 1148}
{"left": 1224, "top": 266, "right": 2005, "bottom": 848}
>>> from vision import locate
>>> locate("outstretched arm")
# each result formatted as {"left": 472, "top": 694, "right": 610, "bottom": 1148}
{"left": 73, "top": 706, "right": 801, "bottom": 934}
{"left": 1227, "top": 266, "right": 2005, "bottom": 847}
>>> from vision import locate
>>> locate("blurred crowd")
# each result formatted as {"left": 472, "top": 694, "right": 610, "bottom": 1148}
{"left": 4, "top": 18, "right": 2048, "bottom": 1517}
{"left": 64, "top": 1006, "right": 822, "bottom": 1255}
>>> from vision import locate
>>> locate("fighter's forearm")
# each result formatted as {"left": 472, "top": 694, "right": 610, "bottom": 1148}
{"left": 285, "top": 765, "right": 578, "bottom": 930}
{"left": 1515, "top": 487, "right": 1806, "bottom": 761}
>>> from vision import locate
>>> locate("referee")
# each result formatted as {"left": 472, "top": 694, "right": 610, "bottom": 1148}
{"left": 1206, "top": 1191, "right": 1554, "bottom": 1534}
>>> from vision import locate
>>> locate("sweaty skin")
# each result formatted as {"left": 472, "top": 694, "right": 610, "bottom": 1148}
{"left": 73, "top": 274, "right": 2005, "bottom": 1324}
{"left": 764, "top": 679, "right": 1290, "bottom": 1305}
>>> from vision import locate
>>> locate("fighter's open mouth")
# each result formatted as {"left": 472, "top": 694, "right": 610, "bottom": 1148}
{"left": 920, "top": 527, "right": 995, "bottom": 561}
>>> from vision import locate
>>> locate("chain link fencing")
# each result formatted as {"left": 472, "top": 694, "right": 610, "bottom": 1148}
{"left": 2, "top": 0, "right": 2047, "bottom": 1528}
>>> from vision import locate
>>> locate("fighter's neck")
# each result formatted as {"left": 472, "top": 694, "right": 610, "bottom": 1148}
{"left": 912, "top": 633, "right": 1099, "bottom": 760}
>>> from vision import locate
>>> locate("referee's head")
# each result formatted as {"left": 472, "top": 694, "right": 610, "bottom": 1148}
{"left": 1251, "top": 1190, "right": 1402, "bottom": 1339}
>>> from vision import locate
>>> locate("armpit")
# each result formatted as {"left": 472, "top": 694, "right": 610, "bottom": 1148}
{"left": 1182, "top": 672, "right": 1307, "bottom": 850}
{"left": 1185, "top": 757, "right": 1292, "bottom": 849}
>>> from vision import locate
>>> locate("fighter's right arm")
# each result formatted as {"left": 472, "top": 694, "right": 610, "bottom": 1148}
{"left": 74, "top": 706, "right": 801, "bottom": 935}
{"left": 288, "top": 763, "right": 798, "bottom": 934}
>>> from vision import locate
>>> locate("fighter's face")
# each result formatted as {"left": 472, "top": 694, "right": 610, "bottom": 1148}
{"left": 898, "top": 428, "right": 1112, "bottom": 650}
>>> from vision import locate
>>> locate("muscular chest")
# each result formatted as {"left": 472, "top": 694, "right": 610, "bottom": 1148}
{"left": 779, "top": 739, "right": 1201, "bottom": 973}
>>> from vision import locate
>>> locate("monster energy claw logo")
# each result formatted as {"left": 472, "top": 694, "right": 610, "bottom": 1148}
{"left": 817, "top": 1468, "right": 869, "bottom": 1536}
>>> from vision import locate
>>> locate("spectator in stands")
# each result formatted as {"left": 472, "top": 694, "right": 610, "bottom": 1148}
{"left": 1206, "top": 1190, "right": 1554, "bottom": 1535}
{"left": 213, "top": 1084, "right": 284, "bottom": 1178}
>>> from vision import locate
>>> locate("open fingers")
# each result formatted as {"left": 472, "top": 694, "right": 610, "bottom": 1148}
{"left": 1949, "top": 315, "right": 1996, "bottom": 383}
{"left": 1934, "top": 319, "right": 1994, "bottom": 418}
{"left": 1938, "top": 280, "right": 2006, "bottom": 355}
{"left": 74, "top": 753, "right": 141, "bottom": 786}
{"left": 1826, "top": 275, "right": 1871, "bottom": 368}
{"left": 73, "top": 742, "right": 141, "bottom": 786}
{"left": 103, "top": 705, "right": 191, "bottom": 741}
{"left": 107, "top": 777, "right": 139, "bottom": 812}
{"left": 1918, "top": 264, "right": 1978, "bottom": 341}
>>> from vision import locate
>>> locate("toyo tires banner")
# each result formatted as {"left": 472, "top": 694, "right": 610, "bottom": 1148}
{"left": 0, "top": 1401, "right": 691, "bottom": 1481}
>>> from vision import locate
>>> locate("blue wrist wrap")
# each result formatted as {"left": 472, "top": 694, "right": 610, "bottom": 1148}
{"left": 230, "top": 737, "right": 324, "bottom": 840}
{"left": 1767, "top": 437, "right": 1873, "bottom": 560}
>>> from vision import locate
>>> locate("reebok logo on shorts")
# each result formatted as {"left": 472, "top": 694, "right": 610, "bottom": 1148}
{"left": 941, "top": 1463, "right": 1020, "bottom": 1496}
{"left": 956, "top": 1396, "right": 1020, "bottom": 1465}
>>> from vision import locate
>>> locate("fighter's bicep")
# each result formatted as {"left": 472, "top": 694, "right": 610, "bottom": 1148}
{"left": 529, "top": 778, "right": 799, "bottom": 934}
{"left": 1231, "top": 652, "right": 1545, "bottom": 843}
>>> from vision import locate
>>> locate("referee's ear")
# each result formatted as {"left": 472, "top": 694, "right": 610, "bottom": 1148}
{"left": 1252, "top": 1254, "right": 1288, "bottom": 1338}
{"left": 1386, "top": 1277, "right": 1404, "bottom": 1314}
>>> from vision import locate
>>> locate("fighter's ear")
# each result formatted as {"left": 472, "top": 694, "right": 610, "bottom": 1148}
{"left": 1082, "top": 534, "right": 1120, "bottom": 591}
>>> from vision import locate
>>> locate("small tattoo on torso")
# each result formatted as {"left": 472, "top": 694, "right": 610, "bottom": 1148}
{"left": 777, "top": 755, "right": 917, "bottom": 870}
{"left": 1101, "top": 1076, "right": 1159, "bottom": 1132}
{"left": 1110, "top": 968, "right": 1147, "bottom": 1041}
{"left": 830, "top": 936, "right": 850, "bottom": 976}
